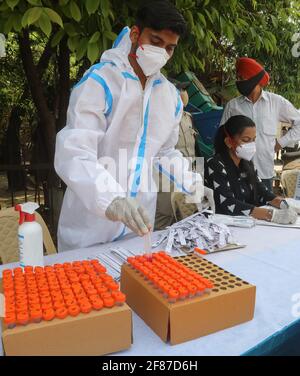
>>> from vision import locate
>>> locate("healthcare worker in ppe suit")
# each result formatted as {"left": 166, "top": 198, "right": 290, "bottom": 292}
{"left": 55, "top": 0, "right": 214, "bottom": 252}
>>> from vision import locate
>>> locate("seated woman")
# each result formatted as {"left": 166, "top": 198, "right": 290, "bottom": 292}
{"left": 204, "top": 115, "right": 297, "bottom": 224}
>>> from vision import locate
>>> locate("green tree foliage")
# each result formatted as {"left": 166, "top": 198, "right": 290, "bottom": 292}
{"left": 0, "top": 0, "right": 299, "bottom": 165}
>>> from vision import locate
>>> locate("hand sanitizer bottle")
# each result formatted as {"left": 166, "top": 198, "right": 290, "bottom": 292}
{"left": 15, "top": 202, "right": 44, "bottom": 267}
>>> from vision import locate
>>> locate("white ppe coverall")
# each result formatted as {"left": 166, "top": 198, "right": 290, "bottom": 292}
{"left": 55, "top": 27, "right": 203, "bottom": 251}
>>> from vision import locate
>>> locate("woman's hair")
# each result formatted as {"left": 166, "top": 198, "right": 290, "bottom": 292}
{"left": 136, "top": 1, "right": 187, "bottom": 37}
{"left": 214, "top": 115, "right": 258, "bottom": 204}
{"left": 214, "top": 115, "right": 255, "bottom": 155}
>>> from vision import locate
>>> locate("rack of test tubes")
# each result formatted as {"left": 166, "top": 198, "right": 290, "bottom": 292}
{"left": 126, "top": 251, "right": 214, "bottom": 303}
{"left": 2, "top": 259, "right": 126, "bottom": 329}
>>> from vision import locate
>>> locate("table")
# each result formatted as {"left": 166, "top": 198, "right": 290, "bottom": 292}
{"left": 1, "top": 224, "right": 300, "bottom": 356}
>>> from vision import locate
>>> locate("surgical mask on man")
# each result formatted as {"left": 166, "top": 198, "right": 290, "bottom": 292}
{"left": 235, "top": 142, "right": 256, "bottom": 161}
{"left": 236, "top": 69, "right": 266, "bottom": 96}
{"left": 136, "top": 44, "right": 170, "bottom": 76}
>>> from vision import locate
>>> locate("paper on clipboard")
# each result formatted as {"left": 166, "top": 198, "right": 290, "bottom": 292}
{"left": 180, "top": 242, "right": 246, "bottom": 255}
{"left": 207, "top": 243, "right": 246, "bottom": 254}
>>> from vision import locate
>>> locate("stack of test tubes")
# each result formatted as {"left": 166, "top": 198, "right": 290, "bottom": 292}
{"left": 2, "top": 259, "right": 126, "bottom": 329}
{"left": 127, "top": 251, "right": 214, "bottom": 303}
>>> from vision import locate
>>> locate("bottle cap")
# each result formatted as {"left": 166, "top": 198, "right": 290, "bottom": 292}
{"left": 112, "top": 291, "right": 126, "bottom": 303}
{"left": 42, "top": 308, "right": 55, "bottom": 321}
{"left": 30, "top": 308, "right": 42, "bottom": 321}
{"left": 103, "top": 297, "right": 115, "bottom": 308}
{"left": 168, "top": 289, "right": 179, "bottom": 300}
{"left": 55, "top": 307, "right": 68, "bottom": 319}
{"left": 91, "top": 298, "right": 104, "bottom": 310}
{"left": 4, "top": 313, "right": 16, "bottom": 326}
{"left": 80, "top": 301, "right": 92, "bottom": 314}
{"left": 68, "top": 304, "right": 80, "bottom": 317}
{"left": 16, "top": 311, "right": 29, "bottom": 325}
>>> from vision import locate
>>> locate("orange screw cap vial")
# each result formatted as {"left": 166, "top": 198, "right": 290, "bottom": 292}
{"left": 168, "top": 289, "right": 179, "bottom": 303}
{"left": 24, "top": 266, "right": 34, "bottom": 274}
{"left": 65, "top": 298, "right": 77, "bottom": 308}
{"left": 30, "top": 308, "right": 43, "bottom": 323}
{"left": 103, "top": 297, "right": 115, "bottom": 308}
{"left": 106, "top": 281, "right": 119, "bottom": 291}
{"left": 41, "top": 301, "right": 53, "bottom": 310}
{"left": 112, "top": 291, "right": 126, "bottom": 306}
{"left": 55, "top": 307, "right": 68, "bottom": 319}
{"left": 4, "top": 313, "right": 16, "bottom": 329}
{"left": 80, "top": 301, "right": 92, "bottom": 314}
{"left": 17, "top": 311, "right": 29, "bottom": 325}
{"left": 43, "top": 308, "right": 55, "bottom": 321}
{"left": 68, "top": 304, "right": 80, "bottom": 317}
{"left": 91, "top": 298, "right": 103, "bottom": 311}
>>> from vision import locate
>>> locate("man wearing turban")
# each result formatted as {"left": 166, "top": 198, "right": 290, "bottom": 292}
{"left": 221, "top": 57, "right": 300, "bottom": 191}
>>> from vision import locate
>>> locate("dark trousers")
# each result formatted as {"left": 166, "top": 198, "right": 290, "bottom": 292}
{"left": 261, "top": 178, "right": 273, "bottom": 192}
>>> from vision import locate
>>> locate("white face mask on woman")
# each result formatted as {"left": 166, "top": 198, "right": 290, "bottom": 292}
{"left": 235, "top": 142, "right": 256, "bottom": 161}
{"left": 136, "top": 44, "right": 170, "bottom": 76}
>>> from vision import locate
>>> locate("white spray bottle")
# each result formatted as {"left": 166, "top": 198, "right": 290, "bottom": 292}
{"left": 15, "top": 202, "right": 44, "bottom": 267}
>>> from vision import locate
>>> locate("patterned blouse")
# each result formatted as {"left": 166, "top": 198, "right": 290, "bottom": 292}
{"left": 204, "top": 153, "right": 276, "bottom": 216}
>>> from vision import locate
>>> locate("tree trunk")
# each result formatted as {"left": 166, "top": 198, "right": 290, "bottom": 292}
{"left": 18, "top": 30, "right": 56, "bottom": 165}
{"left": 4, "top": 39, "right": 54, "bottom": 191}
{"left": 56, "top": 36, "right": 70, "bottom": 132}
{"left": 4, "top": 106, "right": 24, "bottom": 190}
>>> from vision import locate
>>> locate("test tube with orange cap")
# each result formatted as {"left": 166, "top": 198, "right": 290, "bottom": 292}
{"left": 16, "top": 311, "right": 29, "bottom": 326}
{"left": 199, "top": 277, "right": 214, "bottom": 293}
{"left": 68, "top": 304, "right": 80, "bottom": 317}
{"left": 80, "top": 299, "right": 92, "bottom": 314}
{"left": 30, "top": 306, "right": 43, "bottom": 323}
{"left": 167, "top": 288, "right": 179, "bottom": 304}
{"left": 55, "top": 306, "right": 68, "bottom": 319}
{"left": 42, "top": 308, "right": 55, "bottom": 321}
{"left": 103, "top": 295, "right": 115, "bottom": 309}
{"left": 4, "top": 313, "right": 16, "bottom": 329}
{"left": 111, "top": 291, "right": 126, "bottom": 306}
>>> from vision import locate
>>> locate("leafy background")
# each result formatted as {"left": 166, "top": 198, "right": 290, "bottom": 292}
{"left": 0, "top": 0, "right": 299, "bottom": 166}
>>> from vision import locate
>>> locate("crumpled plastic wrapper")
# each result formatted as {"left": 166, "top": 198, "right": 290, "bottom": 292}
{"left": 152, "top": 212, "right": 235, "bottom": 254}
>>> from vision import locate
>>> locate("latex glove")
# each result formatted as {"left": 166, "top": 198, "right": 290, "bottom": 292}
{"left": 105, "top": 197, "right": 152, "bottom": 236}
{"left": 271, "top": 207, "right": 298, "bottom": 225}
{"left": 185, "top": 182, "right": 215, "bottom": 213}
{"left": 202, "top": 186, "right": 216, "bottom": 213}
{"left": 286, "top": 198, "right": 300, "bottom": 214}
{"left": 185, "top": 181, "right": 204, "bottom": 205}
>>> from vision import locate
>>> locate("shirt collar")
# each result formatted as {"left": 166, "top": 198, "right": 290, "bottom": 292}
{"left": 239, "top": 90, "right": 268, "bottom": 104}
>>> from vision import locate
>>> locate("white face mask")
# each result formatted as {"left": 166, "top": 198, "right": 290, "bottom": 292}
{"left": 136, "top": 44, "right": 170, "bottom": 76}
{"left": 235, "top": 142, "right": 256, "bottom": 161}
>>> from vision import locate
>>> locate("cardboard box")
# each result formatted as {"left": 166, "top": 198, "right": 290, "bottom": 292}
{"left": 1, "top": 281, "right": 132, "bottom": 356}
{"left": 121, "top": 254, "right": 256, "bottom": 345}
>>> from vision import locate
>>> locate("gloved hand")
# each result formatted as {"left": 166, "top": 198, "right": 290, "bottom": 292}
{"left": 271, "top": 207, "right": 298, "bottom": 224}
{"left": 185, "top": 182, "right": 215, "bottom": 213}
{"left": 185, "top": 181, "right": 204, "bottom": 205}
{"left": 105, "top": 197, "right": 152, "bottom": 236}
{"left": 201, "top": 187, "right": 216, "bottom": 213}
{"left": 285, "top": 198, "right": 300, "bottom": 214}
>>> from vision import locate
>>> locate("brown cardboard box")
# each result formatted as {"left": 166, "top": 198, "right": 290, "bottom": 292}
{"left": 121, "top": 254, "right": 256, "bottom": 345}
{"left": 1, "top": 280, "right": 132, "bottom": 356}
